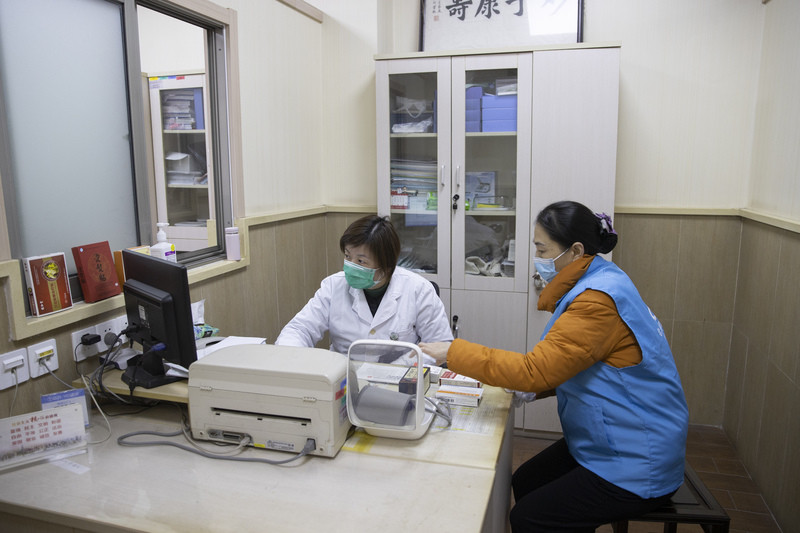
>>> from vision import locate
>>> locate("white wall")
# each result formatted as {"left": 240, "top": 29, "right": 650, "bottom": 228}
{"left": 138, "top": 7, "right": 205, "bottom": 74}
{"left": 210, "top": 0, "right": 325, "bottom": 215}
{"left": 749, "top": 0, "right": 800, "bottom": 221}
{"left": 208, "top": 0, "right": 796, "bottom": 222}
{"left": 306, "top": 0, "right": 380, "bottom": 208}
{"left": 584, "top": 0, "right": 764, "bottom": 211}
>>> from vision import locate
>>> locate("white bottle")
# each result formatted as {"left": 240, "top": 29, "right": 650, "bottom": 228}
{"left": 151, "top": 222, "right": 177, "bottom": 262}
{"left": 225, "top": 226, "right": 241, "bottom": 261}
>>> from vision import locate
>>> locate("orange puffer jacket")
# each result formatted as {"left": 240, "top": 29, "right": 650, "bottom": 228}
{"left": 447, "top": 255, "right": 641, "bottom": 394}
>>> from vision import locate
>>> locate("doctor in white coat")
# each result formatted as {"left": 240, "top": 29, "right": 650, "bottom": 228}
{"left": 276, "top": 215, "right": 453, "bottom": 355}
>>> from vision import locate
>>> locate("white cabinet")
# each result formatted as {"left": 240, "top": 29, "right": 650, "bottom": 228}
{"left": 377, "top": 52, "right": 532, "bottom": 353}
{"left": 376, "top": 46, "right": 619, "bottom": 431}
{"left": 148, "top": 73, "right": 216, "bottom": 252}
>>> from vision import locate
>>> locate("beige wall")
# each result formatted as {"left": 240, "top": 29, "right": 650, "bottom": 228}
{"left": 2, "top": 0, "right": 799, "bottom": 529}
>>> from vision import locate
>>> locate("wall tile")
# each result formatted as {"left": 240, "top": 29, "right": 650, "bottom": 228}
{"left": 724, "top": 327, "right": 748, "bottom": 440}
{"left": 756, "top": 363, "right": 793, "bottom": 511}
{"left": 737, "top": 344, "right": 768, "bottom": 470}
{"left": 733, "top": 221, "right": 782, "bottom": 352}
{"left": 274, "top": 219, "right": 311, "bottom": 328}
{"left": 769, "top": 228, "right": 800, "bottom": 382}
{"left": 674, "top": 216, "right": 740, "bottom": 322}
{"left": 774, "top": 383, "right": 800, "bottom": 528}
{"left": 672, "top": 320, "right": 731, "bottom": 425}
{"left": 614, "top": 214, "right": 681, "bottom": 324}
{"left": 302, "top": 216, "right": 329, "bottom": 289}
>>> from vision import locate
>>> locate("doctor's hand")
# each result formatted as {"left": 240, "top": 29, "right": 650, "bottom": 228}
{"left": 418, "top": 341, "right": 452, "bottom": 367}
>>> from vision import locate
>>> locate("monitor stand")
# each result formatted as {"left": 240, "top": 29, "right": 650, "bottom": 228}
{"left": 121, "top": 352, "right": 183, "bottom": 390}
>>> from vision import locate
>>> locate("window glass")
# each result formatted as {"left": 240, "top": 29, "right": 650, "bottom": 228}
{"left": 0, "top": 0, "right": 235, "bottom": 311}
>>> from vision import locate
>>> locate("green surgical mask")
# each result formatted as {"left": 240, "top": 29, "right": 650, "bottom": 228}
{"left": 343, "top": 260, "right": 380, "bottom": 289}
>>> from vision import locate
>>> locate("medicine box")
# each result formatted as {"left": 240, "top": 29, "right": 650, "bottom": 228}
{"left": 22, "top": 252, "right": 73, "bottom": 316}
{"left": 482, "top": 119, "right": 517, "bottom": 132}
{"left": 465, "top": 171, "right": 496, "bottom": 205}
{"left": 481, "top": 94, "right": 517, "bottom": 109}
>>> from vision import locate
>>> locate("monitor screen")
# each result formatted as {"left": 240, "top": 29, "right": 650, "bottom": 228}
{"left": 120, "top": 249, "right": 197, "bottom": 389}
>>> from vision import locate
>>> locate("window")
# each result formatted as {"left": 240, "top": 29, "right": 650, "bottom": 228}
{"left": 0, "top": 0, "right": 239, "bottom": 303}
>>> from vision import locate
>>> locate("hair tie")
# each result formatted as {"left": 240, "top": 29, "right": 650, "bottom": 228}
{"left": 595, "top": 212, "right": 617, "bottom": 236}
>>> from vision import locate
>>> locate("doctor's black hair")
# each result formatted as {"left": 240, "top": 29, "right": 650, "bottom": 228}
{"left": 535, "top": 201, "right": 618, "bottom": 255}
{"left": 340, "top": 215, "right": 401, "bottom": 279}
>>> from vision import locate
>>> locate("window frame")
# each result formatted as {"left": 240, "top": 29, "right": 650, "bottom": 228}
{"left": 0, "top": 0, "right": 244, "bottom": 339}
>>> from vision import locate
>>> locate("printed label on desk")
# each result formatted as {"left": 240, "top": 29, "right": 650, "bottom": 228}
{"left": 0, "top": 405, "right": 86, "bottom": 472}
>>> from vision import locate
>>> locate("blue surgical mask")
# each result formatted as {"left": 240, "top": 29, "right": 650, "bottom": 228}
{"left": 343, "top": 260, "right": 381, "bottom": 289}
{"left": 533, "top": 248, "right": 569, "bottom": 284}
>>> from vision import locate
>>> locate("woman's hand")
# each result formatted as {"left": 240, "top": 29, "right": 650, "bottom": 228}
{"left": 418, "top": 341, "right": 452, "bottom": 367}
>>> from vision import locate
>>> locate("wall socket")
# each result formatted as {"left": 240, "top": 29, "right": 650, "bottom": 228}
{"left": 97, "top": 319, "right": 117, "bottom": 346}
{"left": 28, "top": 339, "right": 58, "bottom": 378}
{"left": 72, "top": 326, "right": 100, "bottom": 362}
{"left": 114, "top": 315, "right": 130, "bottom": 344}
{"left": 0, "top": 348, "right": 29, "bottom": 390}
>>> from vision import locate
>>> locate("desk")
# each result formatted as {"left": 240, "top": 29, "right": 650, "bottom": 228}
{"left": 0, "top": 384, "right": 512, "bottom": 533}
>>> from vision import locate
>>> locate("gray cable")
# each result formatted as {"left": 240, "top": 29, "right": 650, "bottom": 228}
{"left": 8, "top": 368, "right": 18, "bottom": 417}
{"left": 41, "top": 359, "right": 75, "bottom": 389}
{"left": 117, "top": 430, "right": 316, "bottom": 465}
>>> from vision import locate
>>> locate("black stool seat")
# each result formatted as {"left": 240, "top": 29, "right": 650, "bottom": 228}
{"left": 611, "top": 462, "right": 730, "bottom": 533}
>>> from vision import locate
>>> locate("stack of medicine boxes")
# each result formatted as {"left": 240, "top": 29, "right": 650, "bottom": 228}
{"left": 465, "top": 86, "right": 482, "bottom": 132}
{"left": 465, "top": 84, "right": 518, "bottom": 132}
{"left": 481, "top": 91, "right": 517, "bottom": 132}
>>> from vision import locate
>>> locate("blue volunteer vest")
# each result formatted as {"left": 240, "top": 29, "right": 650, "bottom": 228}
{"left": 542, "top": 256, "right": 688, "bottom": 498}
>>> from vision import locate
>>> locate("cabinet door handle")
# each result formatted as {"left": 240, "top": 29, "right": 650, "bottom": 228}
{"left": 454, "top": 165, "right": 461, "bottom": 191}
{"left": 440, "top": 164, "right": 446, "bottom": 188}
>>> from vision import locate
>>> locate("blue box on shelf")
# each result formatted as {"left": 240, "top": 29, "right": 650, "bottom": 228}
{"left": 482, "top": 107, "right": 516, "bottom": 121}
{"left": 481, "top": 93, "right": 517, "bottom": 109}
{"left": 482, "top": 119, "right": 517, "bottom": 132}
{"left": 466, "top": 120, "right": 481, "bottom": 132}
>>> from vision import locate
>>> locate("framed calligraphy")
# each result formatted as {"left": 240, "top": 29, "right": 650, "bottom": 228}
{"left": 421, "top": 0, "right": 584, "bottom": 52}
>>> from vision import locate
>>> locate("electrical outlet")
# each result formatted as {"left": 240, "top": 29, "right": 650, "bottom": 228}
{"left": 27, "top": 339, "right": 58, "bottom": 378}
{"left": 71, "top": 326, "right": 100, "bottom": 362}
{"left": 97, "top": 319, "right": 118, "bottom": 348}
{"left": 0, "top": 349, "right": 29, "bottom": 390}
{"left": 113, "top": 315, "right": 130, "bottom": 344}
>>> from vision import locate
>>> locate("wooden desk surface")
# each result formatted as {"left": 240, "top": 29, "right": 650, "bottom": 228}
{"left": 1, "top": 387, "right": 513, "bottom": 533}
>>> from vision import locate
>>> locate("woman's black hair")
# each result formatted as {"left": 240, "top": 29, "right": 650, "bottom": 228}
{"left": 535, "top": 201, "right": 618, "bottom": 255}
{"left": 339, "top": 215, "right": 401, "bottom": 279}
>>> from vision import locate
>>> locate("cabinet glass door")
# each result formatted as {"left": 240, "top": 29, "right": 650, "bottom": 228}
{"left": 149, "top": 74, "right": 216, "bottom": 252}
{"left": 377, "top": 59, "right": 451, "bottom": 288}
{"left": 452, "top": 55, "right": 531, "bottom": 292}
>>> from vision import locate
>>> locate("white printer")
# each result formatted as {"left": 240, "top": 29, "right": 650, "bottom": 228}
{"left": 188, "top": 344, "right": 350, "bottom": 458}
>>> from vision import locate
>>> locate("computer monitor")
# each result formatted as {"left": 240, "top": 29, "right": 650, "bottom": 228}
{"left": 120, "top": 249, "right": 197, "bottom": 389}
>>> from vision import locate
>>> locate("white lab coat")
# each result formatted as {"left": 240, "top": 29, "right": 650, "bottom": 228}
{"left": 275, "top": 267, "right": 453, "bottom": 354}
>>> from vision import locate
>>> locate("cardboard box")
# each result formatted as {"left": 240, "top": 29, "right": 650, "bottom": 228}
{"left": 466, "top": 171, "right": 496, "bottom": 205}
{"left": 439, "top": 370, "right": 482, "bottom": 388}
{"left": 22, "top": 253, "right": 73, "bottom": 316}
{"left": 435, "top": 384, "right": 484, "bottom": 407}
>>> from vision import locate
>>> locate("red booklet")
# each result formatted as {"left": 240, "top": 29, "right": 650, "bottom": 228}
{"left": 71, "top": 241, "right": 122, "bottom": 303}
{"left": 22, "top": 253, "right": 73, "bottom": 316}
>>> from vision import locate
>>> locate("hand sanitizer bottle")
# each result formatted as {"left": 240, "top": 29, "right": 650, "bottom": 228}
{"left": 151, "top": 222, "right": 177, "bottom": 262}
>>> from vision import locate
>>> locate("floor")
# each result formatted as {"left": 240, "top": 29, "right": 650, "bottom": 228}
{"left": 511, "top": 425, "right": 783, "bottom": 532}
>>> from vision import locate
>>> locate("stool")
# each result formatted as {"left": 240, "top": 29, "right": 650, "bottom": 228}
{"left": 611, "top": 462, "right": 730, "bottom": 533}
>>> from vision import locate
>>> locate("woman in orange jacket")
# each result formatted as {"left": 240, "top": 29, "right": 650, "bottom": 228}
{"left": 421, "top": 201, "right": 688, "bottom": 533}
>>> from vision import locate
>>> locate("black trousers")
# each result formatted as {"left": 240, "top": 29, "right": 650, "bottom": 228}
{"left": 510, "top": 438, "right": 675, "bottom": 533}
